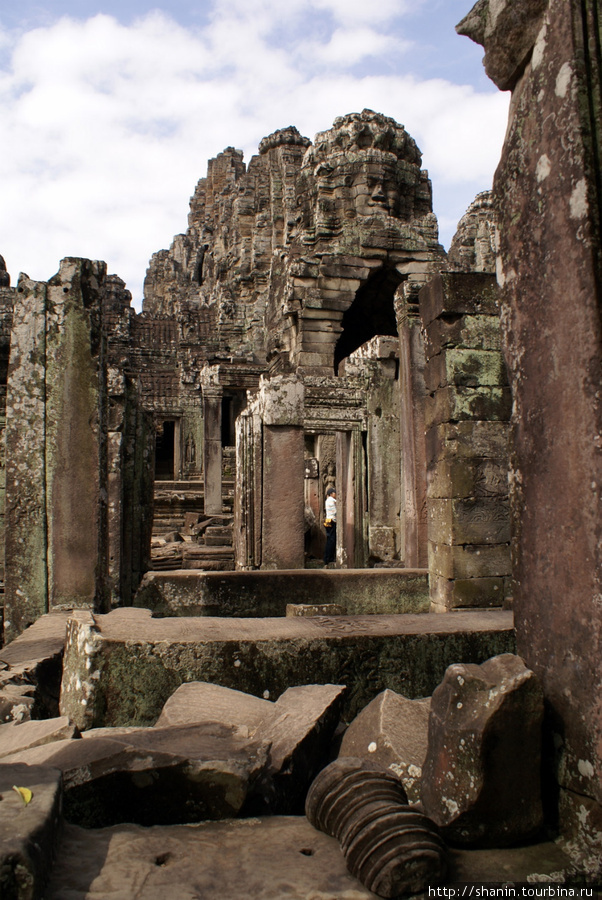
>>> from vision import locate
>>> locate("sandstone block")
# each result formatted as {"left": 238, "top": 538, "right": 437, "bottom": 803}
{"left": 58, "top": 608, "right": 515, "bottom": 729}
{"left": 428, "top": 498, "right": 511, "bottom": 546}
{"left": 424, "top": 349, "right": 508, "bottom": 393}
{"left": 428, "top": 542, "right": 511, "bottom": 581}
{"left": 0, "top": 717, "right": 78, "bottom": 760}
{"left": 155, "top": 681, "right": 272, "bottom": 731}
{"left": 421, "top": 654, "right": 544, "bottom": 846}
{"left": 250, "top": 683, "right": 346, "bottom": 814}
{"left": 427, "top": 457, "right": 509, "bottom": 500}
{"left": 3, "top": 723, "right": 270, "bottom": 828}
{"left": 426, "top": 421, "right": 510, "bottom": 465}
{"left": 419, "top": 273, "right": 500, "bottom": 328}
{"left": 339, "top": 690, "right": 431, "bottom": 803}
{"left": 425, "top": 314, "right": 503, "bottom": 357}
{"left": 425, "top": 385, "right": 512, "bottom": 428}
{"left": 0, "top": 763, "right": 63, "bottom": 900}
{"left": 429, "top": 574, "right": 507, "bottom": 611}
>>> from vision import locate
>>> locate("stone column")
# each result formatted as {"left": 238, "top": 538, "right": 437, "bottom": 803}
{"left": 259, "top": 376, "right": 305, "bottom": 570}
{"left": 459, "top": 0, "right": 602, "bottom": 873}
{"left": 234, "top": 402, "right": 263, "bottom": 569}
{"left": 202, "top": 384, "right": 223, "bottom": 516}
{"left": 45, "top": 258, "right": 110, "bottom": 614}
{"left": 420, "top": 273, "right": 511, "bottom": 612}
{"left": 4, "top": 277, "right": 48, "bottom": 639}
{"left": 336, "top": 428, "right": 367, "bottom": 569}
{"left": 396, "top": 283, "right": 428, "bottom": 568}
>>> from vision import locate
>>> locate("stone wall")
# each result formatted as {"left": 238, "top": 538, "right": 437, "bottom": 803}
{"left": 3, "top": 259, "right": 152, "bottom": 641}
{"left": 459, "top": 0, "right": 602, "bottom": 875}
{"left": 420, "top": 273, "right": 511, "bottom": 612}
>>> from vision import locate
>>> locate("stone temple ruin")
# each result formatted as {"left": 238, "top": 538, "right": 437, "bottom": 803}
{"left": 0, "top": 0, "right": 601, "bottom": 896}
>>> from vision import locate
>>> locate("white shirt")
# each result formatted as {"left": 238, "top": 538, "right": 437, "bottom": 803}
{"left": 325, "top": 495, "right": 336, "bottom": 522}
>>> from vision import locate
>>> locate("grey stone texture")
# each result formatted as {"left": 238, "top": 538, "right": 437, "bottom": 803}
{"left": 421, "top": 654, "right": 544, "bottom": 847}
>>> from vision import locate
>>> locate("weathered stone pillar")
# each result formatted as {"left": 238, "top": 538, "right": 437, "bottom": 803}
{"left": 396, "top": 283, "right": 428, "bottom": 568}
{"left": 4, "top": 277, "right": 48, "bottom": 638}
{"left": 234, "top": 401, "right": 263, "bottom": 569}
{"left": 259, "top": 376, "right": 305, "bottom": 570}
{"left": 5, "top": 259, "right": 111, "bottom": 639}
{"left": 458, "top": 0, "right": 602, "bottom": 873}
{"left": 420, "top": 273, "right": 511, "bottom": 612}
{"left": 202, "top": 383, "right": 223, "bottom": 516}
{"left": 336, "top": 428, "right": 367, "bottom": 569}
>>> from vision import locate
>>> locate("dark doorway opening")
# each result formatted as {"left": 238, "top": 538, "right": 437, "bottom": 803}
{"left": 155, "top": 420, "right": 175, "bottom": 481}
{"left": 334, "top": 267, "right": 402, "bottom": 373}
{"left": 221, "top": 391, "right": 248, "bottom": 447}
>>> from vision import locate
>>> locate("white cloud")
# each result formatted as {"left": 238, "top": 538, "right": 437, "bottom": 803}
{"left": 0, "top": 4, "right": 508, "bottom": 308}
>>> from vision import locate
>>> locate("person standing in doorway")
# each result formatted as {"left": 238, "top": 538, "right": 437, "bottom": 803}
{"left": 323, "top": 487, "right": 337, "bottom": 566}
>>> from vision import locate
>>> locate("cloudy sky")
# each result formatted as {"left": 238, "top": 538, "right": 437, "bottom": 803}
{"left": 0, "top": 0, "right": 509, "bottom": 309}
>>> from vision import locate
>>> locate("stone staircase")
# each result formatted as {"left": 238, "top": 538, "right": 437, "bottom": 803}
{"left": 150, "top": 450, "right": 236, "bottom": 572}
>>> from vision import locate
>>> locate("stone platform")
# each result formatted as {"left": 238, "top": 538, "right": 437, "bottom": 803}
{"left": 45, "top": 818, "right": 577, "bottom": 900}
{"left": 134, "top": 567, "right": 431, "bottom": 617}
{"left": 59, "top": 607, "right": 515, "bottom": 729}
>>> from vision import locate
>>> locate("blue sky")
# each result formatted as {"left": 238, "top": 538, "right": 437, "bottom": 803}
{"left": 0, "top": 0, "right": 508, "bottom": 308}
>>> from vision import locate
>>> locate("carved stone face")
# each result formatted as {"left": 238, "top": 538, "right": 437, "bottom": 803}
{"left": 348, "top": 164, "right": 401, "bottom": 217}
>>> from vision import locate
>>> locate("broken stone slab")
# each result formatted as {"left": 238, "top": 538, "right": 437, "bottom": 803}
{"left": 59, "top": 607, "right": 516, "bottom": 730}
{"left": 0, "top": 612, "right": 70, "bottom": 720}
{"left": 155, "top": 681, "right": 273, "bottom": 731}
{"left": 0, "top": 716, "right": 78, "bottom": 760}
{"left": 249, "top": 684, "right": 346, "bottom": 815}
{"left": 421, "top": 653, "right": 544, "bottom": 847}
{"left": 339, "top": 689, "right": 431, "bottom": 804}
{"left": 286, "top": 603, "right": 347, "bottom": 617}
{"left": 2, "top": 723, "right": 270, "bottom": 828}
{"left": 0, "top": 762, "right": 63, "bottom": 900}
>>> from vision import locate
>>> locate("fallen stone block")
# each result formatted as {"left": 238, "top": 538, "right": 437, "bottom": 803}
{"left": 155, "top": 681, "right": 272, "bottom": 732}
{"left": 0, "top": 612, "right": 69, "bottom": 720}
{"left": 0, "top": 763, "right": 63, "bottom": 900}
{"left": 2, "top": 723, "right": 270, "bottom": 828}
{"left": 339, "top": 689, "right": 431, "bottom": 804}
{"left": 306, "top": 757, "right": 447, "bottom": 898}
{"left": 0, "top": 716, "right": 79, "bottom": 760}
{"left": 421, "top": 653, "right": 544, "bottom": 846}
{"left": 249, "top": 683, "right": 346, "bottom": 814}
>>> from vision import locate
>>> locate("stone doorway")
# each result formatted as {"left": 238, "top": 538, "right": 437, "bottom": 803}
{"left": 155, "top": 419, "right": 177, "bottom": 481}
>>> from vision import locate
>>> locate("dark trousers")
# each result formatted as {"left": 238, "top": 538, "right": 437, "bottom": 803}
{"left": 324, "top": 523, "right": 336, "bottom": 564}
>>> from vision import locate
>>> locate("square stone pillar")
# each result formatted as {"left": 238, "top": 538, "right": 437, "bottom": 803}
{"left": 234, "top": 402, "right": 263, "bottom": 569}
{"left": 259, "top": 376, "right": 305, "bottom": 570}
{"left": 336, "top": 428, "right": 367, "bottom": 569}
{"left": 202, "top": 384, "right": 223, "bottom": 516}
{"left": 5, "top": 259, "right": 111, "bottom": 639}
{"left": 420, "top": 273, "right": 511, "bottom": 612}
{"left": 396, "top": 283, "right": 428, "bottom": 568}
